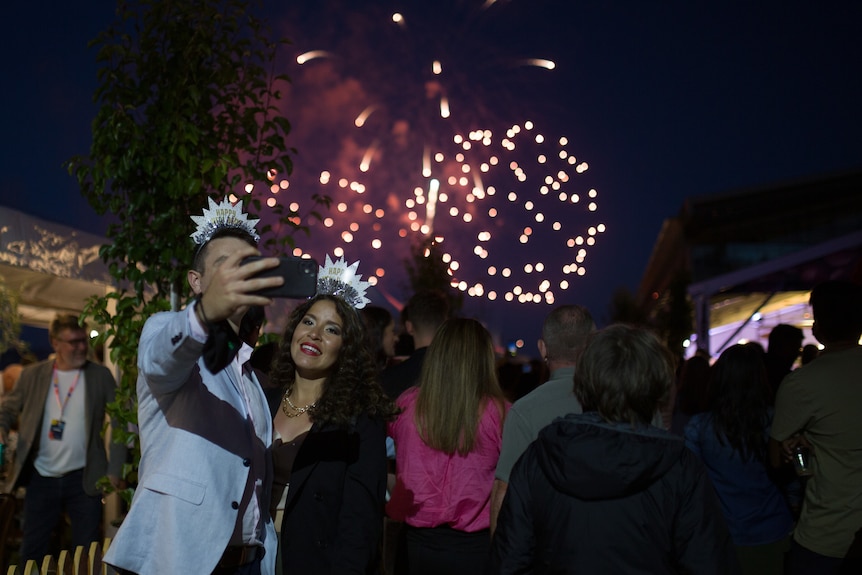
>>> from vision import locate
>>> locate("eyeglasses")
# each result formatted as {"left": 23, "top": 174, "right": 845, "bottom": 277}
{"left": 57, "top": 337, "right": 88, "bottom": 347}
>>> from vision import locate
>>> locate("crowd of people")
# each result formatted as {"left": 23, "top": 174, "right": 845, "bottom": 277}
{"left": 0, "top": 197, "right": 860, "bottom": 575}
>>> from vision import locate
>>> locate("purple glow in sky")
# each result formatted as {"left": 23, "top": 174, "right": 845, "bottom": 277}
{"left": 3, "top": 0, "right": 861, "bottom": 346}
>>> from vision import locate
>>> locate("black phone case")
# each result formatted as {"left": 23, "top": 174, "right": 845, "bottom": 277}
{"left": 243, "top": 256, "right": 318, "bottom": 298}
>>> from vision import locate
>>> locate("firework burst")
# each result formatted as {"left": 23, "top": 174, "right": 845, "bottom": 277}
{"left": 251, "top": 0, "right": 607, "bottom": 306}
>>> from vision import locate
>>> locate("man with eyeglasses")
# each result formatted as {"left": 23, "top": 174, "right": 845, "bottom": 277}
{"left": 0, "top": 314, "right": 126, "bottom": 564}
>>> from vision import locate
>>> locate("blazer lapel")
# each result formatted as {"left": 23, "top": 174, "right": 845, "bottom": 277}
{"left": 33, "top": 362, "right": 55, "bottom": 416}
{"left": 282, "top": 422, "right": 325, "bottom": 510}
{"left": 196, "top": 360, "right": 245, "bottom": 415}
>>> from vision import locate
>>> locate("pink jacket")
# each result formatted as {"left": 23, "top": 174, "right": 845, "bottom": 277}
{"left": 387, "top": 387, "right": 508, "bottom": 532}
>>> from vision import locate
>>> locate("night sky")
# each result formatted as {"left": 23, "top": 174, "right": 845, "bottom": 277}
{"left": 3, "top": 0, "right": 861, "bottom": 347}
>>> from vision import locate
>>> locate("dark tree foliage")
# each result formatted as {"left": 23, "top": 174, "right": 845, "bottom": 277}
{"left": 66, "top": 0, "right": 328, "bottom": 500}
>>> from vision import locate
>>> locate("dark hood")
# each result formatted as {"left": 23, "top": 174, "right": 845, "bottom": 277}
{"left": 534, "top": 412, "right": 685, "bottom": 501}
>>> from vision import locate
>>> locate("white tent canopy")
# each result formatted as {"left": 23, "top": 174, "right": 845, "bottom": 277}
{"left": 0, "top": 205, "right": 112, "bottom": 328}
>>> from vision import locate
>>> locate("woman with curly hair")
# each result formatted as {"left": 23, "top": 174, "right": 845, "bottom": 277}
{"left": 266, "top": 294, "right": 399, "bottom": 575}
{"left": 685, "top": 344, "right": 793, "bottom": 575}
{"left": 387, "top": 317, "right": 508, "bottom": 575}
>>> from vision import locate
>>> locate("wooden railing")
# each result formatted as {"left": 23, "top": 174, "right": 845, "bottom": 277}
{"left": 5, "top": 538, "right": 112, "bottom": 575}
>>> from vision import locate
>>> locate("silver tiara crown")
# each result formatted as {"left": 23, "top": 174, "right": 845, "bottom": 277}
{"left": 190, "top": 197, "right": 260, "bottom": 246}
{"left": 317, "top": 255, "right": 372, "bottom": 309}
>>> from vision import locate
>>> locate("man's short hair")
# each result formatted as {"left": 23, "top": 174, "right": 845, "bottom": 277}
{"left": 810, "top": 280, "right": 862, "bottom": 343}
{"left": 192, "top": 228, "right": 257, "bottom": 273}
{"left": 50, "top": 314, "right": 86, "bottom": 339}
{"left": 403, "top": 290, "right": 450, "bottom": 333}
{"left": 574, "top": 324, "right": 675, "bottom": 426}
{"left": 542, "top": 305, "right": 595, "bottom": 363}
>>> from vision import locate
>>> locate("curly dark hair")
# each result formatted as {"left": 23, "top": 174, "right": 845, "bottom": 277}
{"left": 269, "top": 294, "right": 399, "bottom": 427}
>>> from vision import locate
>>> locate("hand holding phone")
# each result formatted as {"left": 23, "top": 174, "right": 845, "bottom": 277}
{"left": 242, "top": 256, "right": 318, "bottom": 298}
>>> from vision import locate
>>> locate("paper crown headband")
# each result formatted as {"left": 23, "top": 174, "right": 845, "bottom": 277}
{"left": 317, "top": 254, "right": 371, "bottom": 309}
{"left": 190, "top": 199, "right": 370, "bottom": 308}
{"left": 190, "top": 197, "right": 260, "bottom": 246}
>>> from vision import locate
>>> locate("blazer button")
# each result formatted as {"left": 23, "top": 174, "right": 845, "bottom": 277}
{"left": 231, "top": 501, "right": 239, "bottom": 510}
{"left": 316, "top": 539, "right": 328, "bottom": 548}
{"left": 313, "top": 492, "right": 324, "bottom": 501}
{"left": 243, "top": 458, "right": 251, "bottom": 467}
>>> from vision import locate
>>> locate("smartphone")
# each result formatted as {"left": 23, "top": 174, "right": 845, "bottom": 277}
{"left": 242, "top": 256, "right": 318, "bottom": 298}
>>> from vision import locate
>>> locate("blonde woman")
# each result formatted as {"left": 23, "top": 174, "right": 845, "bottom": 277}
{"left": 387, "top": 318, "right": 509, "bottom": 575}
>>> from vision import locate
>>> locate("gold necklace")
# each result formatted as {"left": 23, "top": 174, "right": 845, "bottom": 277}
{"left": 281, "top": 386, "right": 317, "bottom": 418}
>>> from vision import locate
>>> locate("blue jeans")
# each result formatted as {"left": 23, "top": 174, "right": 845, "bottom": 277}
{"left": 19, "top": 468, "right": 102, "bottom": 563}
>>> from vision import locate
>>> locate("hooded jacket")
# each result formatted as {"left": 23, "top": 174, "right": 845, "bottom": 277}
{"left": 489, "top": 412, "right": 739, "bottom": 574}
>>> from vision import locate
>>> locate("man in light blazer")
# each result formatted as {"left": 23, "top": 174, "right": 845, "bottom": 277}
{"left": 104, "top": 199, "right": 285, "bottom": 575}
{"left": 0, "top": 314, "right": 126, "bottom": 564}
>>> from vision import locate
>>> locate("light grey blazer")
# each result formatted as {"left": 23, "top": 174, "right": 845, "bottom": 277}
{"left": 0, "top": 358, "right": 126, "bottom": 496}
{"left": 104, "top": 309, "right": 277, "bottom": 575}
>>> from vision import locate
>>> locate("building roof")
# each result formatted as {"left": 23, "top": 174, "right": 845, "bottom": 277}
{"left": 640, "top": 169, "right": 862, "bottom": 305}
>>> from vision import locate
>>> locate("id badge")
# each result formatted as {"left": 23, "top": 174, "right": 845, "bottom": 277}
{"left": 49, "top": 419, "right": 65, "bottom": 441}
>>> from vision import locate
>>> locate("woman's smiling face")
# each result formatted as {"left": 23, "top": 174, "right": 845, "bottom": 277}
{"left": 290, "top": 299, "right": 344, "bottom": 379}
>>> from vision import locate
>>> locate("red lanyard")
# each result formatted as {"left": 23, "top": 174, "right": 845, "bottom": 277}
{"left": 52, "top": 365, "right": 82, "bottom": 419}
